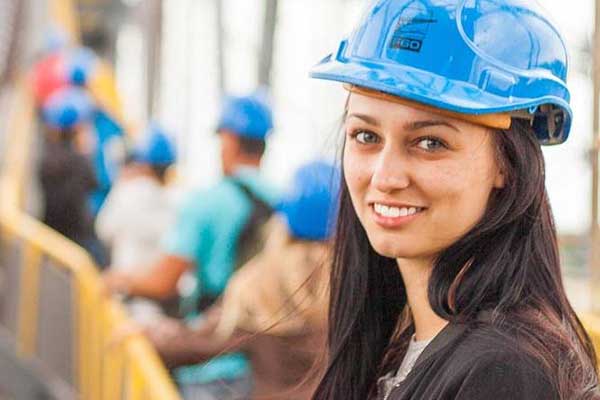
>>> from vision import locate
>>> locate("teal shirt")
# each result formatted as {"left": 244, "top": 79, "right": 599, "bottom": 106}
{"left": 163, "top": 168, "right": 279, "bottom": 384}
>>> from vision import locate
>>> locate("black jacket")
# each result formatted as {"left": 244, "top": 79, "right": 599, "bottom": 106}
{"left": 379, "top": 320, "right": 559, "bottom": 400}
{"left": 39, "top": 138, "right": 97, "bottom": 242}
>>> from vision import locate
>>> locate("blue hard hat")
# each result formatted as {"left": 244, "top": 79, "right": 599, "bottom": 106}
{"left": 41, "top": 87, "right": 95, "bottom": 130}
{"left": 310, "top": 0, "right": 571, "bottom": 144}
{"left": 277, "top": 161, "right": 341, "bottom": 241}
{"left": 133, "top": 123, "right": 177, "bottom": 165}
{"left": 216, "top": 94, "right": 273, "bottom": 140}
{"left": 67, "top": 47, "right": 98, "bottom": 86}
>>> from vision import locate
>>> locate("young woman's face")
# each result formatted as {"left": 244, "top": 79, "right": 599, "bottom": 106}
{"left": 343, "top": 92, "right": 505, "bottom": 261}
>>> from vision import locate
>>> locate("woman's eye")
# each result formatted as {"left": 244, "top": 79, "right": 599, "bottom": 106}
{"left": 416, "top": 137, "right": 446, "bottom": 151}
{"left": 354, "top": 131, "right": 380, "bottom": 144}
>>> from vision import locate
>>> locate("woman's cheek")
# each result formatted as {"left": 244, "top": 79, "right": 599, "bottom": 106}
{"left": 344, "top": 154, "right": 370, "bottom": 190}
{"left": 343, "top": 147, "right": 358, "bottom": 182}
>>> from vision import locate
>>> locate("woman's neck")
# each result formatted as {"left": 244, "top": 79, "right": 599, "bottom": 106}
{"left": 397, "top": 257, "right": 448, "bottom": 341}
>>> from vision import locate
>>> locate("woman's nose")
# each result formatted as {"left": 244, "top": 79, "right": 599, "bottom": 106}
{"left": 371, "top": 147, "right": 410, "bottom": 194}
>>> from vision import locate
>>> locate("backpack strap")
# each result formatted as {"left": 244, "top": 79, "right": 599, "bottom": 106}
{"left": 195, "top": 178, "right": 273, "bottom": 313}
{"left": 228, "top": 178, "right": 274, "bottom": 267}
{"left": 228, "top": 178, "right": 271, "bottom": 213}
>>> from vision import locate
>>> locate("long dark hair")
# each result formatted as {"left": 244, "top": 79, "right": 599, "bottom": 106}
{"left": 312, "top": 120, "right": 598, "bottom": 399}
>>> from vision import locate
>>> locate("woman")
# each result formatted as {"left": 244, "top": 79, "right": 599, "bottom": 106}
{"left": 309, "top": 1, "right": 599, "bottom": 399}
{"left": 146, "top": 160, "right": 340, "bottom": 400}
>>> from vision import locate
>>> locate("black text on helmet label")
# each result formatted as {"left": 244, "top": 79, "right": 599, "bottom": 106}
{"left": 390, "top": 5, "right": 437, "bottom": 53}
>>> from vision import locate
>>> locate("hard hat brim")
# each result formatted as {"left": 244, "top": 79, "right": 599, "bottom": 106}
{"left": 310, "top": 53, "right": 572, "bottom": 145}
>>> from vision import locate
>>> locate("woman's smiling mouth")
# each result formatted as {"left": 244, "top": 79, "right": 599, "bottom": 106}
{"left": 370, "top": 202, "right": 426, "bottom": 228}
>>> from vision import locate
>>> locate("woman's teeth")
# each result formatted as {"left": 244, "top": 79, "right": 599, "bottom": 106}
{"left": 373, "top": 203, "right": 422, "bottom": 218}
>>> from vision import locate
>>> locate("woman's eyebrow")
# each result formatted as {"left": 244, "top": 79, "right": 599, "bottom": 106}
{"left": 406, "top": 120, "right": 460, "bottom": 132}
{"left": 346, "top": 113, "right": 380, "bottom": 127}
{"left": 346, "top": 114, "right": 460, "bottom": 133}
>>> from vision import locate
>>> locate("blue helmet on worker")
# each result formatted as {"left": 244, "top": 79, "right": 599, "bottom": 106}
{"left": 216, "top": 94, "right": 273, "bottom": 140}
{"left": 41, "top": 87, "right": 95, "bottom": 130}
{"left": 277, "top": 161, "right": 341, "bottom": 241}
{"left": 67, "top": 47, "right": 98, "bottom": 86}
{"left": 132, "top": 122, "right": 177, "bottom": 166}
{"left": 310, "top": 0, "right": 571, "bottom": 145}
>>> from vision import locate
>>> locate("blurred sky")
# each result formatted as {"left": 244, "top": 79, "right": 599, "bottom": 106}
{"left": 115, "top": 0, "right": 596, "bottom": 235}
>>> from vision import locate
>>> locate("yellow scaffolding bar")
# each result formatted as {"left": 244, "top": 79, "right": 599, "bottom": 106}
{"left": 0, "top": 0, "right": 181, "bottom": 397}
{"left": 50, "top": 0, "right": 80, "bottom": 44}
{"left": 16, "top": 243, "right": 42, "bottom": 357}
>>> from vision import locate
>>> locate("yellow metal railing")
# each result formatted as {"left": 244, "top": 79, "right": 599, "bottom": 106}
{"left": 0, "top": 0, "right": 181, "bottom": 398}
{"left": 49, "top": 0, "right": 79, "bottom": 44}
{"left": 0, "top": 80, "right": 180, "bottom": 400}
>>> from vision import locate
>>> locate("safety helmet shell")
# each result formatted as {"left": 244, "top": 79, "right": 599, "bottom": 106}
{"left": 310, "top": 0, "right": 572, "bottom": 144}
{"left": 216, "top": 94, "right": 274, "bottom": 140}
{"left": 67, "top": 47, "right": 98, "bottom": 86}
{"left": 41, "top": 87, "right": 95, "bottom": 130}
{"left": 133, "top": 123, "right": 177, "bottom": 166}
{"left": 32, "top": 47, "right": 99, "bottom": 105}
{"left": 277, "top": 161, "right": 341, "bottom": 241}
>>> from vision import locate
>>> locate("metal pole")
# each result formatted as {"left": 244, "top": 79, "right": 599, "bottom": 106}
{"left": 215, "top": 0, "right": 225, "bottom": 96}
{"left": 258, "top": 0, "right": 278, "bottom": 87}
{"left": 145, "top": 0, "right": 162, "bottom": 117}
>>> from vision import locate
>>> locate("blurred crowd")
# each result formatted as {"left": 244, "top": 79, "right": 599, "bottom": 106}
{"left": 30, "top": 28, "right": 340, "bottom": 400}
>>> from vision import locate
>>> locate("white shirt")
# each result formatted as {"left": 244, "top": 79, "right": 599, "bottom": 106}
{"left": 96, "top": 175, "right": 175, "bottom": 274}
{"left": 96, "top": 175, "right": 176, "bottom": 325}
{"left": 380, "top": 335, "right": 434, "bottom": 399}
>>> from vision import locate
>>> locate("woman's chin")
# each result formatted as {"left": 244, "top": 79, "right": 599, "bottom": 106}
{"left": 369, "top": 240, "right": 420, "bottom": 260}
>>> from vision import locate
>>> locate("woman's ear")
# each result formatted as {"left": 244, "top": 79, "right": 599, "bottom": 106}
{"left": 490, "top": 131, "right": 506, "bottom": 189}
{"left": 493, "top": 167, "right": 506, "bottom": 189}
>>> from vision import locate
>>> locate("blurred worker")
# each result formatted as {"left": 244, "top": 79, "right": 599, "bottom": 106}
{"left": 64, "top": 46, "right": 127, "bottom": 216}
{"left": 104, "top": 93, "right": 279, "bottom": 399}
{"left": 146, "top": 160, "right": 340, "bottom": 400}
{"left": 31, "top": 44, "right": 127, "bottom": 215}
{"left": 38, "top": 87, "right": 108, "bottom": 266}
{"left": 96, "top": 123, "right": 177, "bottom": 325}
